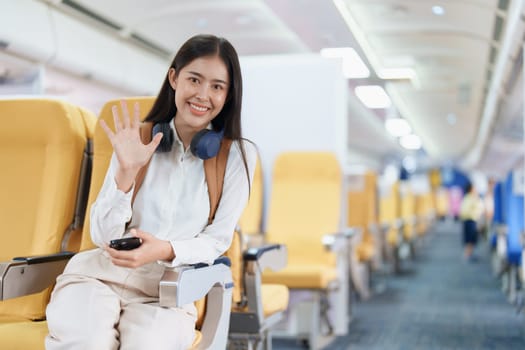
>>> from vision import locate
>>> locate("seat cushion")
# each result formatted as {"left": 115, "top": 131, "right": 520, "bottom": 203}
{"left": 0, "top": 320, "right": 47, "bottom": 350}
{"left": 0, "top": 320, "right": 201, "bottom": 350}
{"left": 387, "top": 228, "right": 400, "bottom": 246}
{"left": 262, "top": 264, "right": 338, "bottom": 289}
{"left": 260, "top": 284, "right": 289, "bottom": 317}
{"left": 357, "top": 240, "right": 375, "bottom": 262}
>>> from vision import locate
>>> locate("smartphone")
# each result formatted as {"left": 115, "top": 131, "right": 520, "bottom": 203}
{"left": 109, "top": 237, "right": 142, "bottom": 250}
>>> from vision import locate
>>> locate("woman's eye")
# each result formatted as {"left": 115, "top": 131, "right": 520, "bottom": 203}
{"left": 189, "top": 77, "right": 199, "bottom": 83}
{"left": 213, "top": 84, "right": 224, "bottom": 91}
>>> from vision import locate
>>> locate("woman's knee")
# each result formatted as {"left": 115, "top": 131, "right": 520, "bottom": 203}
{"left": 119, "top": 305, "right": 196, "bottom": 350}
{"left": 46, "top": 278, "right": 121, "bottom": 345}
{"left": 121, "top": 328, "right": 195, "bottom": 350}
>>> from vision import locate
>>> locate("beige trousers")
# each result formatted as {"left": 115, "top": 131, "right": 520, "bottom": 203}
{"left": 45, "top": 249, "right": 197, "bottom": 350}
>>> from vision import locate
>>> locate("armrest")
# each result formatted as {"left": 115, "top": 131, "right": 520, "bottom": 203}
{"left": 243, "top": 233, "right": 266, "bottom": 249}
{"left": 244, "top": 244, "right": 287, "bottom": 272}
{"left": 159, "top": 256, "right": 233, "bottom": 308}
{"left": 393, "top": 218, "right": 404, "bottom": 230}
{"left": 342, "top": 226, "right": 361, "bottom": 238}
{"left": 322, "top": 226, "right": 362, "bottom": 251}
{"left": 160, "top": 257, "right": 233, "bottom": 350}
{"left": 239, "top": 244, "right": 288, "bottom": 326}
{"left": 0, "top": 251, "right": 74, "bottom": 300}
{"left": 380, "top": 222, "right": 390, "bottom": 232}
{"left": 368, "top": 223, "right": 379, "bottom": 234}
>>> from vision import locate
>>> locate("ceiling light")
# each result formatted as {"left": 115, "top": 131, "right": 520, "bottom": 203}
{"left": 333, "top": 0, "right": 419, "bottom": 84}
{"left": 355, "top": 85, "right": 391, "bottom": 109}
{"left": 377, "top": 67, "right": 417, "bottom": 80}
{"left": 432, "top": 5, "right": 445, "bottom": 16}
{"left": 400, "top": 134, "right": 422, "bottom": 150}
{"left": 320, "top": 47, "right": 370, "bottom": 79}
{"left": 385, "top": 118, "right": 412, "bottom": 137}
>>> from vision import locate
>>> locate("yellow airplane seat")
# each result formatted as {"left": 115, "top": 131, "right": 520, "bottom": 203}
{"left": 0, "top": 98, "right": 235, "bottom": 349}
{"left": 237, "top": 150, "right": 264, "bottom": 239}
{"left": 435, "top": 187, "right": 449, "bottom": 219}
{"left": 0, "top": 99, "right": 96, "bottom": 347}
{"left": 400, "top": 182, "right": 416, "bottom": 260}
{"left": 261, "top": 152, "right": 350, "bottom": 348}
{"left": 228, "top": 150, "right": 289, "bottom": 349}
{"left": 379, "top": 181, "right": 404, "bottom": 273}
{"left": 347, "top": 171, "right": 383, "bottom": 300}
{"left": 415, "top": 192, "right": 435, "bottom": 237}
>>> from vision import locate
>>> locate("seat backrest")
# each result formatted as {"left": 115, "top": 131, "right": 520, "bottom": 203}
{"left": 365, "top": 172, "right": 378, "bottom": 225}
{"left": 78, "top": 97, "right": 155, "bottom": 251}
{"left": 0, "top": 99, "right": 95, "bottom": 320}
{"left": 435, "top": 187, "right": 449, "bottom": 217}
{"left": 237, "top": 151, "right": 263, "bottom": 234}
{"left": 347, "top": 177, "right": 366, "bottom": 228}
{"left": 265, "top": 152, "right": 342, "bottom": 265}
{"left": 379, "top": 182, "right": 399, "bottom": 224}
{"left": 65, "top": 106, "right": 97, "bottom": 252}
{"left": 83, "top": 97, "right": 241, "bottom": 332}
{"left": 400, "top": 184, "right": 415, "bottom": 221}
{"left": 224, "top": 230, "right": 244, "bottom": 307}
{"left": 348, "top": 171, "right": 377, "bottom": 240}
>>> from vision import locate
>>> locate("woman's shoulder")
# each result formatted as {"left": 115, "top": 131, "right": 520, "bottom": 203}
{"left": 227, "top": 138, "right": 256, "bottom": 155}
{"left": 227, "top": 139, "right": 258, "bottom": 168}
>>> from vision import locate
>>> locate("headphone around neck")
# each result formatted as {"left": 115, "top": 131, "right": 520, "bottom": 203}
{"left": 152, "top": 121, "right": 224, "bottom": 160}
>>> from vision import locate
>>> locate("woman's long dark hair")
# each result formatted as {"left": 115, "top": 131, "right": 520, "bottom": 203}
{"left": 145, "top": 34, "right": 251, "bottom": 189}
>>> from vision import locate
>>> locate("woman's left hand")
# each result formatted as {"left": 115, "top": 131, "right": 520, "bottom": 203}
{"left": 105, "top": 229, "right": 175, "bottom": 268}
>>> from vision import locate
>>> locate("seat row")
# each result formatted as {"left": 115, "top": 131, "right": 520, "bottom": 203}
{"left": 0, "top": 97, "right": 442, "bottom": 349}
{"left": 0, "top": 98, "right": 244, "bottom": 349}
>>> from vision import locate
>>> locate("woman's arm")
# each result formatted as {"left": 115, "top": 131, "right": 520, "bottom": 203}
{"left": 91, "top": 101, "right": 162, "bottom": 247}
{"left": 89, "top": 153, "right": 135, "bottom": 247}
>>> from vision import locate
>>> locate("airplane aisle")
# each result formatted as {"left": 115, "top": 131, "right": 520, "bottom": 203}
{"left": 275, "top": 220, "right": 525, "bottom": 350}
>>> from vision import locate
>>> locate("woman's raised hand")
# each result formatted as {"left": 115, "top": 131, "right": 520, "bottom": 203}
{"left": 100, "top": 100, "right": 163, "bottom": 172}
{"left": 100, "top": 100, "right": 163, "bottom": 192}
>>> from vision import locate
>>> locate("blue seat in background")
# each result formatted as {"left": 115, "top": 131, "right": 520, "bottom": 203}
{"left": 490, "top": 181, "right": 505, "bottom": 249}
{"left": 504, "top": 172, "right": 523, "bottom": 267}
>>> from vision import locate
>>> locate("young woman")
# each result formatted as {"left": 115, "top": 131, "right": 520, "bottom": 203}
{"left": 46, "top": 34, "right": 256, "bottom": 349}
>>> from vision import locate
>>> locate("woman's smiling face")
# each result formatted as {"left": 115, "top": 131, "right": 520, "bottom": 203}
{"left": 169, "top": 55, "right": 230, "bottom": 133}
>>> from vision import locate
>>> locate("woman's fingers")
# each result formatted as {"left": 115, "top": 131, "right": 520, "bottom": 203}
{"left": 147, "top": 132, "right": 164, "bottom": 153}
{"left": 120, "top": 100, "right": 131, "bottom": 129}
{"left": 133, "top": 102, "right": 140, "bottom": 129}
{"left": 111, "top": 256, "right": 138, "bottom": 268}
{"left": 112, "top": 105, "right": 123, "bottom": 132}
{"left": 110, "top": 101, "right": 142, "bottom": 134}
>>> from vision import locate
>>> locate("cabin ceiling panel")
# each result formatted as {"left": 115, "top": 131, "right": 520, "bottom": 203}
{"left": 34, "top": 0, "right": 519, "bottom": 170}
{"left": 67, "top": 0, "right": 307, "bottom": 55}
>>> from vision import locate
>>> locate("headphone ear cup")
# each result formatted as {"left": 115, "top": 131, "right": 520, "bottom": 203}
{"left": 152, "top": 122, "right": 174, "bottom": 153}
{"left": 190, "top": 129, "right": 223, "bottom": 159}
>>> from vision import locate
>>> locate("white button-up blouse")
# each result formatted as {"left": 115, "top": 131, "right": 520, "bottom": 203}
{"left": 89, "top": 124, "right": 257, "bottom": 267}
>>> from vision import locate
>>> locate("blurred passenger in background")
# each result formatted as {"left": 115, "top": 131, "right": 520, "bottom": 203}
{"left": 460, "top": 182, "right": 484, "bottom": 261}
